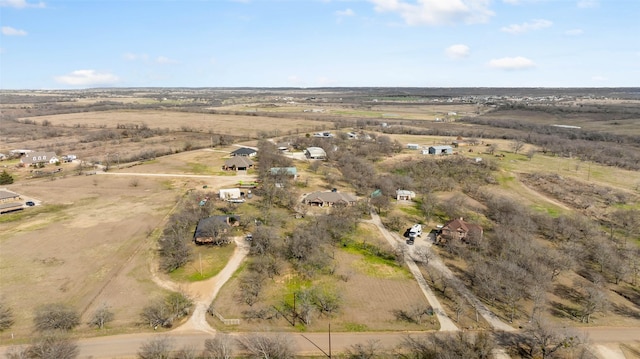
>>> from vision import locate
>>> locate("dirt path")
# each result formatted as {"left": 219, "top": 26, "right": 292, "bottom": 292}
{"left": 418, "top": 234, "right": 516, "bottom": 332}
{"left": 171, "top": 237, "right": 250, "bottom": 334}
{"left": 514, "top": 172, "right": 572, "bottom": 211}
{"left": 367, "top": 212, "right": 459, "bottom": 332}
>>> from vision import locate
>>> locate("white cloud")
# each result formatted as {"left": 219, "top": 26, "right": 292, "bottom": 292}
{"left": 0, "top": 0, "right": 45, "bottom": 8}
{"left": 445, "top": 44, "right": 470, "bottom": 59}
{"left": 122, "top": 52, "right": 148, "bottom": 61}
{"left": 369, "top": 0, "right": 494, "bottom": 26}
{"left": 501, "top": 19, "right": 552, "bottom": 34}
{"left": 54, "top": 70, "right": 119, "bottom": 86}
{"left": 488, "top": 56, "right": 536, "bottom": 70}
{"left": 591, "top": 75, "right": 607, "bottom": 82}
{"left": 155, "top": 56, "right": 178, "bottom": 64}
{"left": 336, "top": 8, "right": 355, "bottom": 17}
{"left": 577, "top": 0, "right": 598, "bottom": 8}
{"left": 1, "top": 26, "right": 27, "bottom": 36}
{"left": 565, "top": 28, "right": 583, "bottom": 36}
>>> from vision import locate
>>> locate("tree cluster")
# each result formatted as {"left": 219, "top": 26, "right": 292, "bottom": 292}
{"left": 140, "top": 292, "right": 193, "bottom": 329}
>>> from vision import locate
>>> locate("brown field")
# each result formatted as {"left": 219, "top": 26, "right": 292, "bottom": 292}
{"left": 1, "top": 90, "right": 639, "bottom": 351}
{"left": 19, "top": 110, "right": 324, "bottom": 136}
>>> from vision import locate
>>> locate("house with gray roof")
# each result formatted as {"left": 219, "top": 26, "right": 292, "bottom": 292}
{"left": 20, "top": 152, "right": 59, "bottom": 165}
{"left": 303, "top": 191, "right": 357, "bottom": 207}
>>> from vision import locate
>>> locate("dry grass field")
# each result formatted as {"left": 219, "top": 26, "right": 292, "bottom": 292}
{"left": 19, "top": 110, "right": 323, "bottom": 136}
{"left": 1, "top": 90, "right": 639, "bottom": 354}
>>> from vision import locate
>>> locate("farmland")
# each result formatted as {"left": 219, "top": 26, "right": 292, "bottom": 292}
{"left": 0, "top": 88, "right": 639, "bottom": 357}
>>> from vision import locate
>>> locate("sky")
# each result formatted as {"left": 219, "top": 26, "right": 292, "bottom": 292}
{"left": 1, "top": 0, "right": 639, "bottom": 89}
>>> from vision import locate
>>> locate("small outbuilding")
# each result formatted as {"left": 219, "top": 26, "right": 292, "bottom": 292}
{"left": 396, "top": 189, "right": 416, "bottom": 201}
{"left": 407, "top": 144, "right": 420, "bottom": 150}
{"left": 428, "top": 145, "right": 453, "bottom": 155}
{"left": 304, "top": 147, "right": 327, "bottom": 160}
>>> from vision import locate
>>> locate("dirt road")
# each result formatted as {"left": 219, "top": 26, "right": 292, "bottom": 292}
{"left": 366, "top": 212, "right": 459, "bottom": 332}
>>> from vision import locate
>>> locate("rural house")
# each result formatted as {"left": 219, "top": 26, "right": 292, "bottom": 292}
{"left": 223, "top": 156, "right": 254, "bottom": 171}
{"left": 438, "top": 217, "right": 483, "bottom": 244}
{"left": 20, "top": 152, "right": 59, "bottom": 166}
{"left": 396, "top": 189, "right": 416, "bottom": 201}
{"left": 428, "top": 145, "right": 453, "bottom": 155}
{"left": 230, "top": 147, "right": 257, "bottom": 157}
{"left": 304, "top": 147, "right": 327, "bottom": 160}
{"left": 303, "top": 191, "right": 357, "bottom": 207}
{"left": 193, "top": 215, "right": 239, "bottom": 244}
{"left": 0, "top": 189, "right": 23, "bottom": 214}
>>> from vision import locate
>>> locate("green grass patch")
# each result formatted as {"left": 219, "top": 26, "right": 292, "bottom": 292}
{"left": 169, "top": 243, "right": 236, "bottom": 282}
{"left": 340, "top": 240, "right": 410, "bottom": 278}
{"left": 184, "top": 162, "right": 217, "bottom": 175}
{"left": 531, "top": 204, "right": 563, "bottom": 218}
{"left": 495, "top": 172, "right": 516, "bottom": 185}
{"left": 344, "top": 322, "right": 369, "bottom": 332}
{"left": 0, "top": 203, "right": 70, "bottom": 224}
{"left": 399, "top": 205, "right": 422, "bottom": 218}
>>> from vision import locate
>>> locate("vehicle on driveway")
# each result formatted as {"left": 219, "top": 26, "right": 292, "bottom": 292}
{"left": 25, "top": 201, "right": 35, "bottom": 206}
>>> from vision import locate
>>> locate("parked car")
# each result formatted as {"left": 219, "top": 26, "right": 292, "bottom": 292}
{"left": 245, "top": 233, "right": 253, "bottom": 241}
{"left": 25, "top": 201, "right": 35, "bottom": 206}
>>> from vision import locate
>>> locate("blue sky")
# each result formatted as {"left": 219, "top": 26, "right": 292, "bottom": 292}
{"left": 1, "top": 0, "right": 638, "bottom": 89}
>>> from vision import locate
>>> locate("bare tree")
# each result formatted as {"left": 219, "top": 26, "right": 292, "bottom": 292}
{"left": 88, "top": 304, "right": 114, "bottom": 329}
{"left": 165, "top": 291, "right": 193, "bottom": 319}
{"left": 236, "top": 333, "right": 295, "bottom": 359}
{"left": 34, "top": 303, "right": 80, "bottom": 332}
{"left": 412, "top": 246, "right": 433, "bottom": 267}
{"left": 452, "top": 295, "right": 467, "bottom": 323}
{"left": 203, "top": 334, "right": 234, "bottom": 359}
{"left": 312, "top": 285, "right": 342, "bottom": 316}
{"left": 487, "top": 143, "right": 498, "bottom": 155}
{"left": 526, "top": 148, "right": 536, "bottom": 160}
{"left": 511, "top": 140, "right": 525, "bottom": 154}
{"left": 138, "top": 336, "right": 174, "bottom": 359}
{"left": 523, "top": 317, "right": 586, "bottom": 359}
{"left": 7, "top": 331, "right": 79, "bottom": 359}
{"left": 345, "top": 339, "right": 384, "bottom": 359}
{"left": 238, "top": 271, "right": 265, "bottom": 307}
{"left": 578, "top": 283, "right": 608, "bottom": 323}
{"left": 0, "top": 299, "right": 15, "bottom": 331}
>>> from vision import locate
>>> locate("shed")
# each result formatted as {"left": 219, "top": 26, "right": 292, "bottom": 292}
{"left": 407, "top": 144, "right": 420, "bottom": 150}
{"left": 396, "top": 190, "right": 416, "bottom": 201}
{"left": 428, "top": 145, "right": 453, "bottom": 155}
{"left": 305, "top": 147, "right": 326, "bottom": 160}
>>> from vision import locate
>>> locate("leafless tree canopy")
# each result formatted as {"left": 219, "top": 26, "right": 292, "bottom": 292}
{"left": 33, "top": 303, "right": 80, "bottom": 332}
{"left": 7, "top": 331, "right": 79, "bottom": 359}
{"left": 236, "top": 333, "right": 295, "bottom": 359}
{"left": 0, "top": 300, "right": 15, "bottom": 331}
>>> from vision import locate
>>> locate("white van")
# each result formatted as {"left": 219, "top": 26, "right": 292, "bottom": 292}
{"left": 409, "top": 224, "right": 422, "bottom": 239}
